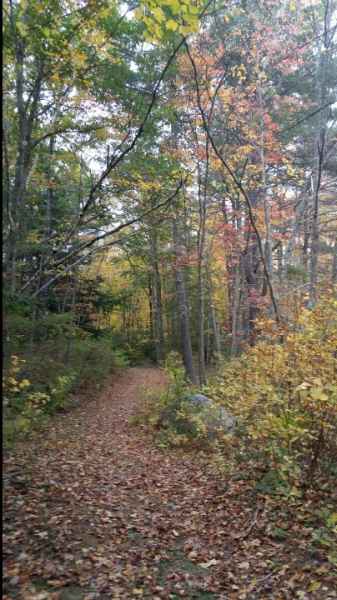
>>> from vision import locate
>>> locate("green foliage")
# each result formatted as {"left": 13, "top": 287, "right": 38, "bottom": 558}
{"left": 3, "top": 313, "right": 130, "bottom": 445}
{"left": 122, "top": 338, "right": 157, "bottom": 365}
{"left": 207, "top": 294, "right": 337, "bottom": 494}
{"left": 134, "top": 351, "right": 216, "bottom": 447}
{"left": 164, "top": 351, "right": 188, "bottom": 396}
{"left": 310, "top": 508, "right": 337, "bottom": 565}
{"left": 286, "top": 264, "right": 308, "bottom": 282}
{"left": 8, "top": 313, "right": 76, "bottom": 346}
{"left": 70, "top": 336, "right": 130, "bottom": 385}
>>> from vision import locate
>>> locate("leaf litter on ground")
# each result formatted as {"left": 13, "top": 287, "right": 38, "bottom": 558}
{"left": 3, "top": 368, "right": 337, "bottom": 599}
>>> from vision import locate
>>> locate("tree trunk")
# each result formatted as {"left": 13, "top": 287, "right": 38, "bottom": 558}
{"left": 46, "top": 137, "right": 54, "bottom": 236}
{"left": 206, "top": 263, "right": 221, "bottom": 359}
{"left": 149, "top": 230, "right": 165, "bottom": 363}
{"left": 196, "top": 161, "right": 207, "bottom": 385}
{"left": 257, "top": 81, "right": 273, "bottom": 281}
{"left": 309, "top": 0, "right": 332, "bottom": 306}
{"left": 148, "top": 277, "right": 154, "bottom": 342}
{"left": 6, "top": 33, "right": 43, "bottom": 292}
{"left": 332, "top": 238, "right": 337, "bottom": 284}
{"left": 230, "top": 258, "right": 242, "bottom": 356}
{"left": 172, "top": 218, "right": 197, "bottom": 384}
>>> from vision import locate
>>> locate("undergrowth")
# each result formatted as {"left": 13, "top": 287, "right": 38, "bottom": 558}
{"left": 133, "top": 352, "right": 229, "bottom": 449}
{"left": 206, "top": 294, "right": 337, "bottom": 497}
{"left": 134, "top": 352, "right": 199, "bottom": 447}
{"left": 136, "top": 295, "right": 337, "bottom": 497}
{"left": 3, "top": 312, "right": 130, "bottom": 446}
{"left": 134, "top": 295, "right": 337, "bottom": 567}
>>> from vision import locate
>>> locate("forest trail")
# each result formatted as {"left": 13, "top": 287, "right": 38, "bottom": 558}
{"left": 4, "top": 367, "right": 225, "bottom": 600}
{"left": 4, "top": 368, "right": 336, "bottom": 600}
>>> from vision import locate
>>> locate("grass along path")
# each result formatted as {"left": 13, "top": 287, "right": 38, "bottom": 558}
{"left": 3, "top": 367, "right": 337, "bottom": 600}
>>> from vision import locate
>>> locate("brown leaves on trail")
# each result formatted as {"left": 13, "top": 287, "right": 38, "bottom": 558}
{"left": 3, "top": 368, "right": 337, "bottom": 599}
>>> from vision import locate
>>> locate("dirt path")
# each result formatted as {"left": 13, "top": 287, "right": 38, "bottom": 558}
{"left": 4, "top": 368, "right": 224, "bottom": 599}
{"left": 3, "top": 368, "right": 337, "bottom": 600}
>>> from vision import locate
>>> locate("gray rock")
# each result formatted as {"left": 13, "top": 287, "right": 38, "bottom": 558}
{"left": 185, "top": 394, "right": 236, "bottom": 434}
{"left": 187, "top": 393, "right": 212, "bottom": 408}
{"left": 208, "top": 406, "right": 236, "bottom": 433}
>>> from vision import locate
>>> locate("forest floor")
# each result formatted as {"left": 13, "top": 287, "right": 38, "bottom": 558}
{"left": 3, "top": 367, "right": 337, "bottom": 600}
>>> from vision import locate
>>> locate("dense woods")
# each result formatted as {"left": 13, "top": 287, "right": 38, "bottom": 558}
{"left": 4, "top": 0, "right": 337, "bottom": 393}
{"left": 3, "top": 0, "right": 337, "bottom": 598}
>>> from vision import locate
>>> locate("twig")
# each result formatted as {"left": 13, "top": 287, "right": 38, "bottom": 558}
{"left": 234, "top": 504, "right": 263, "bottom": 541}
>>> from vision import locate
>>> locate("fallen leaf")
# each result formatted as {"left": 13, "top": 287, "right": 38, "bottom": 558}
{"left": 199, "top": 558, "right": 218, "bottom": 568}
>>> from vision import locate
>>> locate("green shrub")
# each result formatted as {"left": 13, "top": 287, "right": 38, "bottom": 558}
{"left": 134, "top": 351, "right": 211, "bottom": 448}
{"left": 123, "top": 339, "right": 156, "bottom": 365}
{"left": 3, "top": 317, "right": 130, "bottom": 445}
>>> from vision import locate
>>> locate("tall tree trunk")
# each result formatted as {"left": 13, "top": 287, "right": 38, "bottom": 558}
{"left": 197, "top": 237, "right": 206, "bottom": 383}
{"left": 309, "top": 0, "right": 332, "bottom": 306}
{"left": 149, "top": 230, "right": 165, "bottom": 363}
{"left": 277, "top": 243, "right": 284, "bottom": 284}
{"left": 46, "top": 137, "right": 54, "bottom": 237}
{"left": 244, "top": 235, "right": 261, "bottom": 345}
{"left": 206, "top": 263, "right": 221, "bottom": 359}
{"left": 332, "top": 238, "right": 337, "bottom": 284}
{"left": 230, "top": 259, "right": 242, "bottom": 356}
{"left": 257, "top": 81, "right": 273, "bottom": 281}
{"left": 196, "top": 160, "right": 207, "bottom": 385}
{"left": 6, "top": 57, "right": 43, "bottom": 290}
{"left": 148, "top": 277, "right": 154, "bottom": 342}
{"left": 303, "top": 207, "right": 311, "bottom": 274}
{"left": 172, "top": 218, "right": 197, "bottom": 384}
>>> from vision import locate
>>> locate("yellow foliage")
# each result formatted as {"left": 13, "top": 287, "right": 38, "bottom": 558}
{"left": 207, "top": 293, "right": 337, "bottom": 490}
{"left": 138, "top": 0, "right": 204, "bottom": 42}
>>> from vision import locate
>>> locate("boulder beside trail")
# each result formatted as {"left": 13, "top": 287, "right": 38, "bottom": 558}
{"left": 187, "top": 393, "right": 212, "bottom": 408}
{"left": 185, "top": 394, "right": 237, "bottom": 434}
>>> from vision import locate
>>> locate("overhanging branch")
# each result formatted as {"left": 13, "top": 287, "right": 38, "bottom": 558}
{"left": 29, "top": 177, "right": 185, "bottom": 297}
